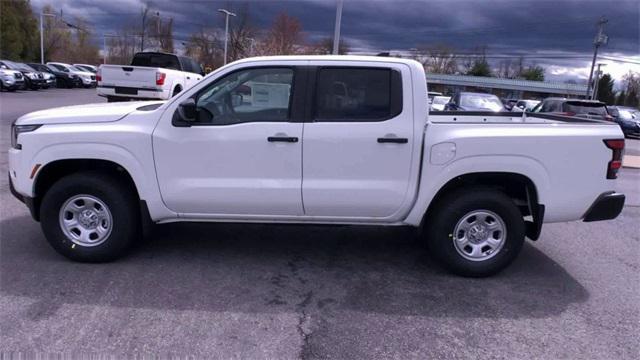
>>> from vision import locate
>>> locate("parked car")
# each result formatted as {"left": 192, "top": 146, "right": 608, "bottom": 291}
{"left": 0, "top": 67, "right": 25, "bottom": 91}
{"left": 74, "top": 64, "right": 97, "bottom": 73}
{"left": 427, "top": 91, "right": 443, "bottom": 104}
{"left": 47, "top": 62, "right": 96, "bottom": 88}
{"left": 9, "top": 56, "right": 626, "bottom": 277}
{"left": 510, "top": 99, "right": 540, "bottom": 112}
{"left": 28, "top": 63, "right": 80, "bottom": 88}
{"left": 97, "top": 51, "right": 204, "bottom": 102}
{"left": 531, "top": 98, "right": 612, "bottom": 121}
{"left": 22, "top": 64, "right": 56, "bottom": 89}
{"left": 608, "top": 106, "right": 640, "bottom": 138}
{"left": 502, "top": 98, "right": 518, "bottom": 111}
{"left": 445, "top": 92, "right": 507, "bottom": 111}
{"left": 0, "top": 60, "right": 45, "bottom": 90}
{"left": 430, "top": 95, "right": 451, "bottom": 111}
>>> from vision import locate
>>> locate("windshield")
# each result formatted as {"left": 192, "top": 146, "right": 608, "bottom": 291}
{"left": 460, "top": 93, "right": 504, "bottom": 111}
{"left": 618, "top": 109, "right": 637, "bottom": 120}
{"left": 563, "top": 102, "right": 607, "bottom": 116}
{"left": 17, "top": 63, "right": 36, "bottom": 72}
{"left": 2, "top": 60, "right": 21, "bottom": 70}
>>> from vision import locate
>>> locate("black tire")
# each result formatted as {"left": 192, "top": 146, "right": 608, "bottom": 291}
{"left": 40, "top": 172, "right": 140, "bottom": 262}
{"left": 425, "top": 187, "right": 525, "bottom": 277}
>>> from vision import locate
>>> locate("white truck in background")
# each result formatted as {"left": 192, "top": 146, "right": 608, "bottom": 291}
{"left": 9, "top": 56, "right": 626, "bottom": 277}
{"left": 97, "top": 52, "right": 204, "bottom": 102}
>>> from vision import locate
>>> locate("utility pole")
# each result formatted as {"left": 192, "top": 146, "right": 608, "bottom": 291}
{"left": 218, "top": 9, "right": 237, "bottom": 65}
{"left": 592, "top": 63, "right": 607, "bottom": 100}
{"left": 586, "top": 16, "right": 608, "bottom": 98}
{"left": 332, "top": 0, "right": 344, "bottom": 54}
{"left": 40, "top": 12, "right": 56, "bottom": 64}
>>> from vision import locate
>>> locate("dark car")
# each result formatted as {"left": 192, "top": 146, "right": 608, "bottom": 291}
{"left": 445, "top": 92, "right": 507, "bottom": 112}
{"left": 608, "top": 106, "right": 640, "bottom": 138}
{"left": 532, "top": 98, "right": 612, "bottom": 121}
{"left": 28, "top": 63, "right": 81, "bottom": 88}
{"left": 0, "top": 60, "right": 45, "bottom": 90}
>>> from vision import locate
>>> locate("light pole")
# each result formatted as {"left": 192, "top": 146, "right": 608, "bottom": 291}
{"left": 586, "top": 16, "right": 608, "bottom": 98}
{"left": 592, "top": 63, "right": 607, "bottom": 100}
{"left": 332, "top": 0, "right": 344, "bottom": 54}
{"left": 40, "top": 12, "right": 56, "bottom": 64}
{"left": 218, "top": 8, "right": 236, "bottom": 65}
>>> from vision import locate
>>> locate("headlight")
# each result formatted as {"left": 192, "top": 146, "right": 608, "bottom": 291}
{"left": 11, "top": 122, "right": 41, "bottom": 149}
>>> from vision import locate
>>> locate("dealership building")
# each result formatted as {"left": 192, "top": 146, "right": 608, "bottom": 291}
{"left": 425, "top": 73, "right": 589, "bottom": 100}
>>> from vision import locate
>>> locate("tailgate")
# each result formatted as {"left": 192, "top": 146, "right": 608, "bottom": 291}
{"left": 100, "top": 65, "right": 159, "bottom": 89}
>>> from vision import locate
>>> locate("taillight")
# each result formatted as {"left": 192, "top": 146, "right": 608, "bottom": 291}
{"left": 156, "top": 72, "right": 166, "bottom": 85}
{"left": 603, "top": 139, "right": 624, "bottom": 179}
{"left": 605, "top": 115, "right": 614, "bottom": 121}
{"left": 96, "top": 68, "right": 101, "bottom": 82}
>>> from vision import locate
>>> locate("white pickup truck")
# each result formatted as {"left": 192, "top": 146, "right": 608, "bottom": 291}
{"left": 97, "top": 52, "right": 204, "bottom": 102}
{"left": 9, "top": 56, "right": 626, "bottom": 277}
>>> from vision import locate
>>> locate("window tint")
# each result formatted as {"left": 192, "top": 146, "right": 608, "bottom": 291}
{"left": 540, "top": 100, "right": 561, "bottom": 112}
{"left": 191, "top": 59, "right": 203, "bottom": 74}
{"left": 50, "top": 64, "right": 68, "bottom": 72}
{"left": 180, "top": 57, "right": 193, "bottom": 73}
{"left": 563, "top": 102, "right": 608, "bottom": 116}
{"left": 315, "top": 67, "right": 401, "bottom": 121}
{"left": 131, "top": 53, "right": 180, "bottom": 70}
{"left": 194, "top": 67, "right": 294, "bottom": 125}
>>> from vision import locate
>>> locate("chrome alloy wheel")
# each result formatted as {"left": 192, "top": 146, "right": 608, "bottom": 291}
{"left": 58, "top": 194, "right": 113, "bottom": 247}
{"left": 452, "top": 210, "right": 507, "bottom": 261}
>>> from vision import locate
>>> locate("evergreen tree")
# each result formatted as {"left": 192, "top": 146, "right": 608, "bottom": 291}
{"left": 596, "top": 74, "right": 615, "bottom": 105}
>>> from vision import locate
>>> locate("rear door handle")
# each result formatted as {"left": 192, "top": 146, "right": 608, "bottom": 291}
{"left": 268, "top": 136, "right": 299, "bottom": 143}
{"left": 377, "top": 137, "right": 408, "bottom": 144}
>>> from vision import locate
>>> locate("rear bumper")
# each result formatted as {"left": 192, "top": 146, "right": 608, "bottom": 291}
{"left": 583, "top": 192, "right": 625, "bottom": 222}
{"left": 97, "top": 85, "right": 168, "bottom": 100}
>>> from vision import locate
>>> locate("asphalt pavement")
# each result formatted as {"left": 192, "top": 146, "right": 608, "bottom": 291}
{"left": 1, "top": 89, "right": 638, "bottom": 358}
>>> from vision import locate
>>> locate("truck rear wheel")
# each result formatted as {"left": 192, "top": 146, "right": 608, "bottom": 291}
{"left": 40, "top": 172, "right": 140, "bottom": 262}
{"left": 425, "top": 187, "right": 525, "bottom": 277}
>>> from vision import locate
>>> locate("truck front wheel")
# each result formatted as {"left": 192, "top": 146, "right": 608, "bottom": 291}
{"left": 40, "top": 172, "right": 140, "bottom": 262}
{"left": 425, "top": 188, "right": 525, "bottom": 277}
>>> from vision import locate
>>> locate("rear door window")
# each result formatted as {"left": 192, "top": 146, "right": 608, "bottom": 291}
{"left": 563, "top": 102, "right": 608, "bottom": 116}
{"left": 314, "top": 67, "right": 402, "bottom": 122}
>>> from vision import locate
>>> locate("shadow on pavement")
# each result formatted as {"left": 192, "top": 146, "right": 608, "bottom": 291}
{"left": 0, "top": 214, "right": 588, "bottom": 321}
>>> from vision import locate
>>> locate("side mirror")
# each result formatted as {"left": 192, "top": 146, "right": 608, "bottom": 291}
{"left": 178, "top": 98, "right": 197, "bottom": 122}
{"left": 446, "top": 102, "right": 458, "bottom": 110}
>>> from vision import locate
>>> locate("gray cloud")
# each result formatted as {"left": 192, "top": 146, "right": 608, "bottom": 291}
{"left": 33, "top": 0, "right": 639, "bottom": 82}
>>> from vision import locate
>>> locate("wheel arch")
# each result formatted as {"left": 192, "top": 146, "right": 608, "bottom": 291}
{"left": 32, "top": 159, "right": 141, "bottom": 221}
{"left": 417, "top": 171, "right": 545, "bottom": 241}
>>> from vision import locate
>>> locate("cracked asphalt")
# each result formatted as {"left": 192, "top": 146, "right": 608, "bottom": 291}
{"left": 1, "top": 89, "right": 639, "bottom": 358}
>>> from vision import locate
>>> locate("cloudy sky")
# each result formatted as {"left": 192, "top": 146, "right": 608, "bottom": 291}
{"left": 32, "top": 0, "right": 640, "bottom": 85}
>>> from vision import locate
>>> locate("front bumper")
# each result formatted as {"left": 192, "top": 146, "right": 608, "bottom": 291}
{"left": 9, "top": 173, "right": 38, "bottom": 221}
{"left": 583, "top": 192, "right": 625, "bottom": 222}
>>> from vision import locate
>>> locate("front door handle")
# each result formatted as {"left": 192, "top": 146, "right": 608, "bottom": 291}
{"left": 268, "top": 136, "right": 299, "bottom": 143}
{"left": 377, "top": 137, "right": 408, "bottom": 144}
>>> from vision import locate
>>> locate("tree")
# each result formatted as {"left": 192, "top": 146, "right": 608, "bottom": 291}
{"left": 467, "top": 60, "right": 491, "bottom": 77}
{"left": 308, "top": 37, "right": 350, "bottom": 55}
{"left": 259, "top": 12, "right": 304, "bottom": 55}
{"left": 520, "top": 65, "right": 545, "bottom": 81}
{"left": 615, "top": 90, "right": 626, "bottom": 105}
{"left": 416, "top": 44, "right": 457, "bottom": 74}
{"left": 228, "top": 4, "right": 258, "bottom": 61}
{"left": 0, "top": 0, "right": 38, "bottom": 61}
{"left": 595, "top": 73, "right": 615, "bottom": 105}
{"left": 184, "top": 28, "right": 224, "bottom": 70}
{"left": 622, "top": 71, "right": 640, "bottom": 108}
{"left": 463, "top": 46, "right": 492, "bottom": 77}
